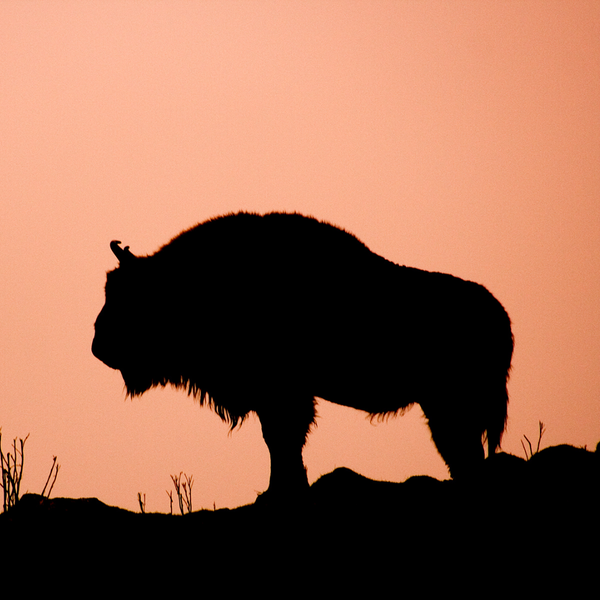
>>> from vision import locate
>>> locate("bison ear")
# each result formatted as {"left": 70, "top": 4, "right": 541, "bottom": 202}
{"left": 110, "top": 240, "right": 136, "bottom": 264}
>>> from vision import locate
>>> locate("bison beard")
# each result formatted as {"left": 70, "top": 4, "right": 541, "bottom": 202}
{"left": 92, "top": 211, "right": 513, "bottom": 502}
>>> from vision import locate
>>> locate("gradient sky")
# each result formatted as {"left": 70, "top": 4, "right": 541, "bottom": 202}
{"left": 1, "top": 1, "right": 599, "bottom": 512}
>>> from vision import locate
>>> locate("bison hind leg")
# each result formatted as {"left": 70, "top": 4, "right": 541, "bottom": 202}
{"left": 423, "top": 407, "right": 486, "bottom": 480}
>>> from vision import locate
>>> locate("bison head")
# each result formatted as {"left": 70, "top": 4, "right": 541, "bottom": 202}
{"left": 92, "top": 241, "right": 168, "bottom": 396}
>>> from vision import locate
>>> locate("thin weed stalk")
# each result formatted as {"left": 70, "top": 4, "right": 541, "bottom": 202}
{"left": 521, "top": 421, "right": 546, "bottom": 460}
{"left": 170, "top": 472, "right": 193, "bottom": 515}
{"left": 0, "top": 431, "right": 29, "bottom": 512}
{"left": 41, "top": 456, "right": 60, "bottom": 498}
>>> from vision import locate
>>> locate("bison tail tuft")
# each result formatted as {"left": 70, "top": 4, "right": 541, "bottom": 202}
{"left": 485, "top": 377, "right": 510, "bottom": 458}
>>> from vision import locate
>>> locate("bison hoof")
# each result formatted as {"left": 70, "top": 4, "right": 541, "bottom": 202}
{"left": 254, "top": 486, "right": 311, "bottom": 509}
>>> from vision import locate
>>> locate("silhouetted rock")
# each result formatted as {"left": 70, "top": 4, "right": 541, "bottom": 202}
{"left": 528, "top": 443, "right": 598, "bottom": 482}
{"left": 4, "top": 444, "right": 597, "bottom": 562}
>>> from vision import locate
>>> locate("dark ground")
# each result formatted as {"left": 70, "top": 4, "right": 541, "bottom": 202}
{"left": 2, "top": 444, "right": 598, "bottom": 591}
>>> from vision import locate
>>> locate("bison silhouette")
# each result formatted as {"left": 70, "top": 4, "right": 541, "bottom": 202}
{"left": 92, "top": 211, "right": 513, "bottom": 501}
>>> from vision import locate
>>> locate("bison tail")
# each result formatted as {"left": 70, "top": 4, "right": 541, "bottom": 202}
{"left": 485, "top": 384, "right": 509, "bottom": 458}
{"left": 485, "top": 320, "right": 513, "bottom": 457}
{"left": 485, "top": 347, "right": 512, "bottom": 457}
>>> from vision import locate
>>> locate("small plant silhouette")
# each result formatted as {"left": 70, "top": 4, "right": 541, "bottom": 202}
{"left": 42, "top": 455, "right": 60, "bottom": 498}
{"left": 137, "top": 492, "right": 146, "bottom": 514}
{"left": 0, "top": 431, "right": 29, "bottom": 512}
{"left": 521, "top": 421, "right": 546, "bottom": 460}
{"left": 0, "top": 430, "right": 60, "bottom": 512}
{"left": 169, "top": 472, "right": 193, "bottom": 515}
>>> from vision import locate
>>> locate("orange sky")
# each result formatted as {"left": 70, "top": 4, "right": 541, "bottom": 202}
{"left": 1, "top": 1, "right": 599, "bottom": 512}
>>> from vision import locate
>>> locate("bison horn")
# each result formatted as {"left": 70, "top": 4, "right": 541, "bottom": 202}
{"left": 110, "top": 240, "right": 135, "bottom": 264}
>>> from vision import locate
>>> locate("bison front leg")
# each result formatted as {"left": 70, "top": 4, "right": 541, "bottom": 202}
{"left": 256, "top": 395, "right": 316, "bottom": 503}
